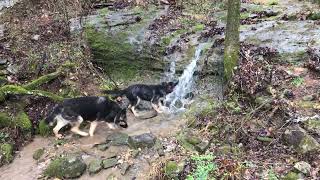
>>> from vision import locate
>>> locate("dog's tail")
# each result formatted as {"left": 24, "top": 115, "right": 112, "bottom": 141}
{"left": 102, "top": 89, "right": 126, "bottom": 97}
{"left": 45, "top": 104, "right": 62, "bottom": 126}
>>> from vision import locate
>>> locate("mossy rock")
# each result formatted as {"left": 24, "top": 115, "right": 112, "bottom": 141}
{"left": 283, "top": 126, "right": 320, "bottom": 154}
{"left": 0, "top": 112, "right": 14, "bottom": 128}
{"left": 102, "top": 157, "right": 118, "bottom": 169}
{"left": 164, "top": 161, "right": 184, "bottom": 179}
{"left": 44, "top": 155, "right": 87, "bottom": 179}
{"left": 15, "top": 111, "right": 32, "bottom": 134}
{"left": 283, "top": 171, "right": 300, "bottom": 180}
{"left": 33, "top": 148, "right": 45, "bottom": 160}
{"left": 88, "top": 159, "right": 103, "bottom": 174}
{"left": 308, "top": 12, "right": 320, "bottom": 20}
{"left": 304, "top": 119, "right": 320, "bottom": 135}
{"left": 38, "top": 119, "right": 51, "bottom": 137}
{"left": 0, "top": 143, "right": 13, "bottom": 163}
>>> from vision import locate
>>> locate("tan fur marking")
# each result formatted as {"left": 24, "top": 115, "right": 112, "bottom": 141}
{"left": 89, "top": 121, "right": 98, "bottom": 137}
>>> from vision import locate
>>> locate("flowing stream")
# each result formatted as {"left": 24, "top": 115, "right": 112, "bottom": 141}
{"left": 164, "top": 42, "right": 210, "bottom": 113}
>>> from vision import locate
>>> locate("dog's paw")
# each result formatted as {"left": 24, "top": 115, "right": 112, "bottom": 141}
{"left": 55, "top": 134, "right": 64, "bottom": 139}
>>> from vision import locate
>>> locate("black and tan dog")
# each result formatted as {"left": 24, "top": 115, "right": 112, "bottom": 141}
{"left": 45, "top": 96, "right": 128, "bottom": 138}
{"left": 103, "top": 81, "right": 178, "bottom": 116}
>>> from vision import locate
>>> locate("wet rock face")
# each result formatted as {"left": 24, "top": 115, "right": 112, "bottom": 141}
{"left": 283, "top": 125, "right": 320, "bottom": 154}
{"left": 44, "top": 155, "right": 87, "bottom": 179}
{"left": 128, "top": 133, "right": 157, "bottom": 149}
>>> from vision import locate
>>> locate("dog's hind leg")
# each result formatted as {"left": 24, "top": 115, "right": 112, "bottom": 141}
{"left": 70, "top": 116, "right": 89, "bottom": 136}
{"left": 130, "top": 96, "right": 141, "bottom": 117}
{"left": 151, "top": 97, "right": 163, "bottom": 113}
{"left": 53, "top": 115, "right": 69, "bottom": 139}
{"left": 89, "top": 121, "right": 98, "bottom": 137}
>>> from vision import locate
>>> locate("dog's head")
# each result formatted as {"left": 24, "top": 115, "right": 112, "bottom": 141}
{"left": 161, "top": 80, "right": 179, "bottom": 93}
{"left": 114, "top": 109, "right": 128, "bottom": 128}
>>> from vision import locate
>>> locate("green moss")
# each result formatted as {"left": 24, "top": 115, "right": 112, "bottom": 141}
{"left": 44, "top": 157, "right": 66, "bottom": 178}
{"left": 98, "top": 8, "right": 110, "bottom": 16}
{"left": 308, "top": 12, "right": 320, "bottom": 20}
{"left": 38, "top": 119, "right": 51, "bottom": 137}
{"left": 0, "top": 143, "right": 13, "bottom": 163}
{"left": 291, "top": 77, "right": 304, "bottom": 87}
{"left": 193, "top": 24, "right": 205, "bottom": 31}
{"left": 240, "top": 12, "right": 250, "bottom": 20}
{"left": 165, "top": 161, "right": 178, "bottom": 176}
{"left": 0, "top": 112, "right": 13, "bottom": 128}
{"left": 0, "top": 85, "right": 63, "bottom": 102}
{"left": 283, "top": 172, "right": 299, "bottom": 180}
{"left": 85, "top": 28, "right": 143, "bottom": 82}
{"left": 267, "top": 0, "right": 278, "bottom": 5}
{"left": 23, "top": 71, "right": 61, "bottom": 90}
{"left": 33, "top": 148, "right": 45, "bottom": 160}
{"left": 15, "top": 111, "right": 32, "bottom": 133}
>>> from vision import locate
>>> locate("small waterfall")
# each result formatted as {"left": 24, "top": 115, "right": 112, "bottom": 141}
{"left": 164, "top": 43, "right": 209, "bottom": 113}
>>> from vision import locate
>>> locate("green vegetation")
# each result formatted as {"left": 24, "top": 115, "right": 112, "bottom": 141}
{"left": 0, "top": 112, "right": 13, "bottom": 128}
{"left": 187, "top": 154, "right": 217, "bottom": 180}
{"left": 0, "top": 143, "right": 14, "bottom": 163}
{"left": 291, "top": 76, "right": 304, "bottom": 87}
{"left": 15, "top": 111, "right": 32, "bottom": 134}
{"left": 268, "top": 0, "right": 278, "bottom": 6}
{"left": 33, "top": 148, "right": 45, "bottom": 160}
{"left": 38, "top": 119, "right": 51, "bottom": 137}
{"left": 268, "top": 169, "right": 279, "bottom": 180}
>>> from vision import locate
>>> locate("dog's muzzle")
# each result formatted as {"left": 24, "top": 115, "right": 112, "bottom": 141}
{"left": 119, "top": 121, "right": 128, "bottom": 128}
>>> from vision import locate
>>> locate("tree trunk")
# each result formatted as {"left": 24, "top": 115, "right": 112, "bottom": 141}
{"left": 224, "top": 0, "right": 241, "bottom": 81}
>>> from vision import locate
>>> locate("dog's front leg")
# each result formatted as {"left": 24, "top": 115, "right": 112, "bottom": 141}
{"left": 53, "top": 115, "right": 69, "bottom": 139}
{"left": 70, "top": 116, "right": 89, "bottom": 136}
{"left": 89, "top": 121, "right": 98, "bottom": 137}
{"left": 107, "top": 122, "right": 117, "bottom": 130}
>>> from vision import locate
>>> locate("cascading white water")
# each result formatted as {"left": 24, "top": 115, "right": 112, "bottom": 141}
{"left": 163, "top": 43, "right": 208, "bottom": 113}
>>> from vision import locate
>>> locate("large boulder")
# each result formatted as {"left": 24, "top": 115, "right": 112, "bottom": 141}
{"left": 283, "top": 125, "right": 320, "bottom": 154}
{"left": 128, "top": 133, "right": 157, "bottom": 149}
{"left": 44, "top": 155, "right": 87, "bottom": 179}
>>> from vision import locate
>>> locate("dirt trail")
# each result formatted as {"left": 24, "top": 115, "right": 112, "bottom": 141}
{"left": 0, "top": 112, "right": 186, "bottom": 180}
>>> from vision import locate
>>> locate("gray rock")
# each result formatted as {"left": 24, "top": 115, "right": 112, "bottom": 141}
{"left": 265, "top": 9, "right": 279, "bottom": 17}
{"left": 120, "top": 162, "right": 131, "bottom": 175}
{"left": 102, "top": 157, "right": 118, "bottom": 169}
{"left": 294, "top": 161, "right": 311, "bottom": 175}
{"left": 32, "top": 35, "right": 40, "bottom": 41}
{"left": 88, "top": 159, "right": 102, "bottom": 174}
{"left": 6, "top": 64, "right": 18, "bottom": 74}
{"left": 0, "top": 59, "right": 7, "bottom": 65}
{"left": 44, "top": 155, "right": 87, "bottom": 179}
{"left": 106, "top": 132, "right": 129, "bottom": 146}
{"left": 195, "top": 141, "right": 210, "bottom": 153}
{"left": 0, "top": 76, "right": 7, "bottom": 86}
{"left": 128, "top": 133, "right": 157, "bottom": 149}
{"left": 96, "top": 143, "right": 110, "bottom": 151}
{"left": 154, "top": 140, "right": 165, "bottom": 156}
{"left": 283, "top": 125, "right": 320, "bottom": 154}
{"left": 302, "top": 95, "right": 315, "bottom": 101}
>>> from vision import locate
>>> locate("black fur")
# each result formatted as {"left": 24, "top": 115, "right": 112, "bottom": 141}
{"left": 45, "top": 96, "right": 128, "bottom": 128}
{"left": 103, "top": 81, "right": 178, "bottom": 113}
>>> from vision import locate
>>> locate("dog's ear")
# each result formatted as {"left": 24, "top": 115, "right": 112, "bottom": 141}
{"left": 161, "top": 82, "right": 167, "bottom": 86}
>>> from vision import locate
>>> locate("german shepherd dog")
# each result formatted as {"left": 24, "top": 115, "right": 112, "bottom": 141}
{"left": 103, "top": 81, "right": 179, "bottom": 116}
{"left": 45, "top": 96, "right": 128, "bottom": 138}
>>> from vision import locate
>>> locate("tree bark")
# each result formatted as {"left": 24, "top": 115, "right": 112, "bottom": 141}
{"left": 224, "top": 0, "right": 241, "bottom": 81}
